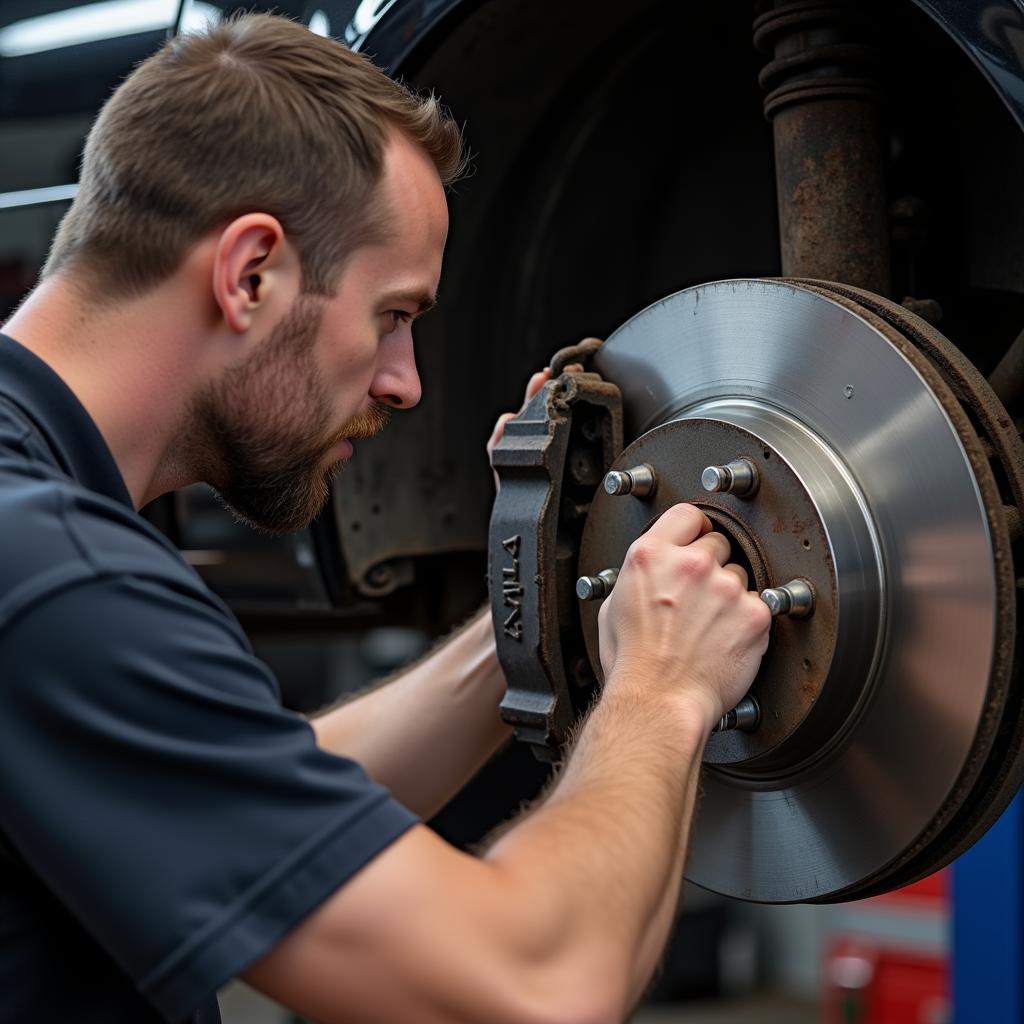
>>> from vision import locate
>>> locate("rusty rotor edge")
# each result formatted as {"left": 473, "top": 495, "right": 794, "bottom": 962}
{"left": 782, "top": 278, "right": 1023, "bottom": 901}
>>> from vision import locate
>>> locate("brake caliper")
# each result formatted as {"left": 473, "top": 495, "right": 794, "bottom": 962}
{"left": 488, "top": 342, "right": 623, "bottom": 760}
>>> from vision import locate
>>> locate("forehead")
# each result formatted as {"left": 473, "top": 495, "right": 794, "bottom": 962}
{"left": 324, "top": 130, "right": 448, "bottom": 308}
{"left": 377, "top": 129, "right": 449, "bottom": 249}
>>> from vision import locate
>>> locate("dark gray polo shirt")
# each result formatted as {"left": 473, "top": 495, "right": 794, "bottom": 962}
{"left": 0, "top": 333, "right": 417, "bottom": 1023}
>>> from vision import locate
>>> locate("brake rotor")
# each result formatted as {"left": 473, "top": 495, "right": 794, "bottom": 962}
{"left": 580, "top": 278, "right": 1023, "bottom": 903}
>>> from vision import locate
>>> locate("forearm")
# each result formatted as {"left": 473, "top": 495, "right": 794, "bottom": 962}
{"left": 483, "top": 681, "right": 710, "bottom": 1014}
{"left": 247, "top": 503, "right": 768, "bottom": 1024}
{"left": 246, "top": 692, "right": 706, "bottom": 1024}
{"left": 311, "top": 609, "right": 511, "bottom": 817}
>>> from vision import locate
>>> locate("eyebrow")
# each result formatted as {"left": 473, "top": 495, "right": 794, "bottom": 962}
{"left": 382, "top": 289, "right": 437, "bottom": 316}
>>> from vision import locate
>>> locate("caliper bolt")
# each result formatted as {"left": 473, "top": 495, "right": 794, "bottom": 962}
{"left": 712, "top": 696, "right": 761, "bottom": 734}
{"left": 603, "top": 464, "right": 657, "bottom": 499}
{"left": 701, "top": 458, "right": 759, "bottom": 497}
{"left": 760, "top": 578, "right": 815, "bottom": 619}
{"left": 576, "top": 568, "right": 619, "bottom": 601}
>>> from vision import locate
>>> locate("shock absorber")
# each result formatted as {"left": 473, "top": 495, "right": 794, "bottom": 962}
{"left": 754, "top": 0, "right": 890, "bottom": 295}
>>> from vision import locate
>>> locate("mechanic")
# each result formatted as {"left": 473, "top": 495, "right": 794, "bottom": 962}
{"left": 0, "top": 13, "right": 771, "bottom": 1024}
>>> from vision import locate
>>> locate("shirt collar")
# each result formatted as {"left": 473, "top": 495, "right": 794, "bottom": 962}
{"left": 0, "top": 333, "right": 133, "bottom": 508}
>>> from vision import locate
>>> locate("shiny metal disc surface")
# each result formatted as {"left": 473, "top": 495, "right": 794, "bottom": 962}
{"left": 591, "top": 279, "right": 998, "bottom": 902}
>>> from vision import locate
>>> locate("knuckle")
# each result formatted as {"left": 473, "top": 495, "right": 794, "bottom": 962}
{"left": 711, "top": 570, "right": 743, "bottom": 601}
{"left": 489, "top": 413, "right": 513, "bottom": 442}
{"left": 678, "top": 547, "right": 713, "bottom": 577}
{"left": 729, "top": 566, "right": 751, "bottom": 591}
{"left": 667, "top": 502, "right": 700, "bottom": 524}
{"left": 689, "top": 503, "right": 713, "bottom": 530}
{"left": 710, "top": 534, "right": 732, "bottom": 560}
{"left": 625, "top": 540, "right": 654, "bottom": 569}
{"left": 746, "top": 595, "right": 773, "bottom": 631}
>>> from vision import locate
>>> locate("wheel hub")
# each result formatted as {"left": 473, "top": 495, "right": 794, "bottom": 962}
{"left": 579, "top": 407, "right": 882, "bottom": 774}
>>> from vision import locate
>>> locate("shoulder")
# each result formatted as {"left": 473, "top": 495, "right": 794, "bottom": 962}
{"left": 0, "top": 456, "right": 235, "bottom": 642}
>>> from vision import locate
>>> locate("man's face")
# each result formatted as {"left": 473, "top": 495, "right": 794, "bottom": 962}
{"left": 197, "top": 131, "right": 449, "bottom": 533}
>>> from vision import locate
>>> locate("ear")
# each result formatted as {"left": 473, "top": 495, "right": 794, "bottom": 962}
{"left": 211, "top": 213, "right": 300, "bottom": 333}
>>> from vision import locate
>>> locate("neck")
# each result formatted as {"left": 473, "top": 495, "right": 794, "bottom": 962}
{"left": 3, "top": 274, "right": 207, "bottom": 508}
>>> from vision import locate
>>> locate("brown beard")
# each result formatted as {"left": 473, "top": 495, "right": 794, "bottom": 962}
{"left": 190, "top": 296, "right": 390, "bottom": 533}
{"left": 336, "top": 401, "right": 391, "bottom": 443}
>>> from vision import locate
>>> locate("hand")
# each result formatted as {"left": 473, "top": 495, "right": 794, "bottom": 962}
{"left": 486, "top": 362, "right": 583, "bottom": 492}
{"left": 597, "top": 503, "right": 772, "bottom": 734}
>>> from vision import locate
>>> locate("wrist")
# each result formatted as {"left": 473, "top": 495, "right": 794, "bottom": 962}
{"left": 670, "top": 691, "right": 719, "bottom": 743}
{"left": 599, "top": 671, "right": 716, "bottom": 748}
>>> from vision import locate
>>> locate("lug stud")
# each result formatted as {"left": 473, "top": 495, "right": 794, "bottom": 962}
{"left": 712, "top": 696, "right": 761, "bottom": 734}
{"left": 760, "top": 578, "right": 815, "bottom": 619}
{"left": 603, "top": 464, "right": 657, "bottom": 499}
{"left": 701, "top": 458, "right": 759, "bottom": 497}
{"left": 576, "top": 568, "right": 619, "bottom": 601}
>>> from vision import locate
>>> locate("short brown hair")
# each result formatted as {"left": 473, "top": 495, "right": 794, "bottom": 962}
{"left": 44, "top": 13, "right": 465, "bottom": 299}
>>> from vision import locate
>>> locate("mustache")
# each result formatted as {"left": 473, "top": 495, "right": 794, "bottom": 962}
{"left": 336, "top": 402, "right": 392, "bottom": 441}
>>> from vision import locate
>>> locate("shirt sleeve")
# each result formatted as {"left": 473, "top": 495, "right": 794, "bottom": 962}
{"left": 0, "top": 571, "right": 418, "bottom": 1022}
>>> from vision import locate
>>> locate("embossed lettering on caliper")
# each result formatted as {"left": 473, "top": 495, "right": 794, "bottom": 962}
{"left": 501, "top": 534, "right": 523, "bottom": 640}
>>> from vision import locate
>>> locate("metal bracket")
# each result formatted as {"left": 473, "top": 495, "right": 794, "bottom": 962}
{"left": 488, "top": 365, "right": 623, "bottom": 760}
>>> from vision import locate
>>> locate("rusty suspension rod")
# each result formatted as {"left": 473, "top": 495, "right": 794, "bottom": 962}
{"left": 755, "top": 0, "right": 890, "bottom": 296}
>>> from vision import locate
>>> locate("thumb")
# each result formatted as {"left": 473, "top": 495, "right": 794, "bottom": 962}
{"left": 488, "top": 412, "right": 516, "bottom": 457}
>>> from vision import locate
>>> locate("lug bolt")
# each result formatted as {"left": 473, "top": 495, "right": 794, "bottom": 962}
{"left": 576, "top": 567, "right": 619, "bottom": 601}
{"left": 603, "top": 464, "right": 657, "bottom": 499}
{"left": 760, "top": 578, "right": 815, "bottom": 619}
{"left": 712, "top": 696, "right": 761, "bottom": 734}
{"left": 701, "top": 458, "right": 759, "bottom": 497}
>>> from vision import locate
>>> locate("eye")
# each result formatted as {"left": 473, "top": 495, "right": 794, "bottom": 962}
{"left": 384, "top": 310, "right": 414, "bottom": 333}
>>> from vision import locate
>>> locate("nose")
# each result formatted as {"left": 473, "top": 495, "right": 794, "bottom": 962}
{"left": 370, "top": 334, "right": 422, "bottom": 410}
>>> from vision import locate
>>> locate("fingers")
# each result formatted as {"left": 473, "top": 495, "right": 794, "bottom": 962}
{"left": 722, "top": 562, "right": 750, "bottom": 589}
{"left": 514, "top": 356, "right": 589, "bottom": 421}
{"left": 674, "top": 531, "right": 753, "bottom": 590}
{"left": 487, "top": 412, "right": 516, "bottom": 456}
{"left": 645, "top": 503, "right": 712, "bottom": 547}
{"left": 694, "top": 534, "right": 753, "bottom": 591}
{"left": 690, "top": 531, "right": 731, "bottom": 567}
{"left": 490, "top": 368, "right": 553, "bottom": 460}
{"left": 522, "top": 370, "right": 550, "bottom": 408}
{"left": 490, "top": 366, "right": 557, "bottom": 490}
{"left": 694, "top": 533, "right": 753, "bottom": 589}
{"left": 490, "top": 352, "right": 599, "bottom": 486}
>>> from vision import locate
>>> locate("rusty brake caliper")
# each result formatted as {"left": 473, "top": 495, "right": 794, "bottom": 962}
{"left": 487, "top": 340, "right": 623, "bottom": 761}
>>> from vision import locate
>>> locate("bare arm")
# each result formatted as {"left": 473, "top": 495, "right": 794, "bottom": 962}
{"left": 244, "top": 504, "right": 771, "bottom": 1024}
{"left": 310, "top": 608, "right": 510, "bottom": 818}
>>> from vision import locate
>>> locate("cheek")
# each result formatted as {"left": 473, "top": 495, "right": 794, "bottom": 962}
{"left": 321, "top": 326, "right": 379, "bottom": 390}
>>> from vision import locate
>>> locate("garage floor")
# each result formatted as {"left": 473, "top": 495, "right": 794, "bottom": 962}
{"left": 219, "top": 983, "right": 819, "bottom": 1022}
{"left": 634, "top": 997, "right": 818, "bottom": 1022}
